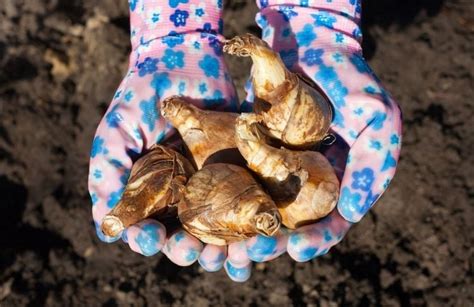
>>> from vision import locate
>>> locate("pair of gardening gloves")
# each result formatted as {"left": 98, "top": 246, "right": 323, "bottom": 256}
{"left": 89, "top": 0, "right": 402, "bottom": 282}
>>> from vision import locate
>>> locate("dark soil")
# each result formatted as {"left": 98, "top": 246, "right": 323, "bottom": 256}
{"left": 1, "top": 0, "right": 473, "bottom": 306}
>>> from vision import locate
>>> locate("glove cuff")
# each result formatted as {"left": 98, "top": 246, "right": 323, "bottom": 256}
{"left": 129, "top": 0, "right": 223, "bottom": 51}
{"left": 128, "top": 31, "right": 228, "bottom": 79}
{"left": 257, "top": 0, "right": 361, "bottom": 21}
{"left": 255, "top": 4, "right": 363, "bottom": 69}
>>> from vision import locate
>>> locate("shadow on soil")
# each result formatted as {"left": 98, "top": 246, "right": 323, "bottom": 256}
{"left": 362, "top": 0, "right": 445, "bottom": 59}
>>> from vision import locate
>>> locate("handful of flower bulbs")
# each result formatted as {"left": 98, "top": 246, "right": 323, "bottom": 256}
{"left": 101, "top": 34, "right": 340, "bottom": 246}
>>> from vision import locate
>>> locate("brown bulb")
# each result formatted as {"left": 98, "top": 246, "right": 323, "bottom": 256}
{"left": 224, "top": 33, "right": 333, "bottom": 149}
{"left": 161, "top": 96, "right": 245, "bottom": 169}
{"left": 235, "top": 114, "right": 339, "bottom": 229}
{"left": 178, "top": 163, "right": 281, "bottom": 245}
{"left": 101, "top": 145, "right": 195, "bottom": 237}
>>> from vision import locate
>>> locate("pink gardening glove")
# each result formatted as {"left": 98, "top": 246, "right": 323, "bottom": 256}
{"left": 88, "top": 0, "right": 236, "bottom": 270}
{"left": 230, "top": 0, "right": 402, "bottom": 280}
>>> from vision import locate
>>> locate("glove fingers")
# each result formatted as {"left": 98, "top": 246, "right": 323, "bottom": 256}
{"left": 308, "top": 52, "right": 402, "bottom": 223}
{"left": 89, "top": 73, "right": 170, "bottom": 242}
{"left": 89, "top": 115, "right": 136, "bottom": 242}
{"left": 334, "top": 93, "right": 402, "bottom": 222}
{"left": 94, "top": 221, "right": 121, "bottom": 243}
{"left": 287, "top": 210, "right": 351, "bottom": 262}
{"left": 198, "top": 244, "right": 227, "bottom": 272}
{"left": 337, "top": 80, "right": 402, "bottom": 222}
{"left": 123, "top": 219, "right": 166, "bottom": 256}
{"left": 226, "top": 241, "right": 251, "bottom": 266}
{"left": 224, "top": 259, "right": 252, "bottom": 282}
{"left": 246, "top": 230, "right": 289, "bottom": 262}
{"left": 163, "top": 230, "right": 203, "bottom": 266}
{"left": 224, "top": 241, "right": 252, "bottom": 282}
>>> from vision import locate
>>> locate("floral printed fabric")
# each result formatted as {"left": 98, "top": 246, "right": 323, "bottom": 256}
{"left": 256, "top": 0, "right": 361, "bottom": 21}
{"left": 88, "top": 0, "right": 238, "bottom": 255}
{"left": 129, "top": 0, "right": 224, "bottom": 50}
{"left": 254, "top": 0, "right": 402, "bottom": 223}
{"left": 89, "top": 0, "right": 402, "bottom": 277}
{"left": 241, "top": 0, "right": 401, "bottom": 267}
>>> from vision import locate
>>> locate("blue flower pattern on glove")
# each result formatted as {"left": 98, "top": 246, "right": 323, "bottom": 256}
{"left": 170, "top": 9, "right": 189, "bottom": 27}
{"left": 370, "top": 111, "right": 387, "bottom": 131}
{"left": 298, "top": 247, "right": 328, "bottom": 262}
{"left": 139, "top": 96, "right": 159, "bottom": 132}
{"left": 135, "top": 223, "right": 161, "bottom": 256}
{"left": 199, "top": 54, "right": 219, "bottom": 78}
{"left": 296, "top": 24, "right": 316, "bottom": 47}
{"left": 91, "top": 136, "right": 105, "bottom": 158}
{"left": 391, "top": 134, "right": 400, "bottom": 145}
{"left": 350, "top": 0, "right": 362, "bottom": 14}
{"left": 259, "top": 0, "right": 269, "bottom": 8}
{"left": 196, "top": 23, "right": 222, "bottom": 55}
{"left": 124, "top": 90, "right": 134, "bottom": 102}
{"left": 350, "top": 53, "right": 372, "bottom": 74}
{"left": 351, "top": 168, "right": 375, "bottom": 191}
{"left": 129, "top": 0, "right": 138, "bottom": 11}
{"left": 381, "top": 151, "right": 397, "bottom": 171}
{"left": 169, "top": 0, "right": 188, "bottom": 9}
{"left": 162, "top": 31, "right": 185, "bottom": 48}
{"left": 91, "top": 193, "right": 98, "bottom": 205}
{"left": 185, "top": 249, "right": 200, "bottom": 262}
{"left": 225, "top": 260, "right": 251, "bottom": 282}
{"left": 370, "top": 140, "right": 382, "bottom": 150}
{"left": 315, "top": 64, "right": 348, "bottom": 109}
{"left": 278, "top": 6, "right": 298, "bottom": 21}
{"left": 93, "top": 169, "right": 102, "bottom": 179}
{"left": 333, "top": 52, "right": 344, "bottom": 63}
{"left": 247, "top": 235, "right": 279, "bottom": 262}
{"left": 312, "top": 12, "right": 337, "bottom": 28}
{"left": 161, "top": 49, "right": 185, "bottom": 70}
{"left": 106, "top": 104, "right": 123, "bottom": 128}
{"left": 137, "top": 57, "right": 159, "bottom": 77}
{"left": 338, "top": 187, "right": 362, "bottom": 220}
{"left": 107, "top": 188, "right": 124, "bottom": 209}
{"left": 151, "top": 72, "right": 172, "bottom": 97}
{"left": 198, "top": 22, "right": 218, "bottom": 38}
{"left": 363, "top": 190, "right": 380, "bottom": 213}
{"left": 301, "top": 48, "right": 324, "bottom": 66}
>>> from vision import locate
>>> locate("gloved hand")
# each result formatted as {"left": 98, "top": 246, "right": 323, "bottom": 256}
{"left": 231, "top": 0, "right": 402, "bottom": 279}
{"left": 88, "top": 0, "right": 238, "bottom": 269}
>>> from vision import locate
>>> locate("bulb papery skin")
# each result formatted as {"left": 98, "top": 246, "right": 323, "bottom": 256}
{"left": 101, "top": 145, "right": 195, "bottom": 237}
{"left": 235, "top": 114, "right": 339, "bottom": 229}
{"left": 224, "top": 34, "right": 333, "bottom": 149}
{"left": 178, "top": 163, "right": 281, "bottom": 245}
{"left": 161, "top": 96, "right": 245, "bottom": 169}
